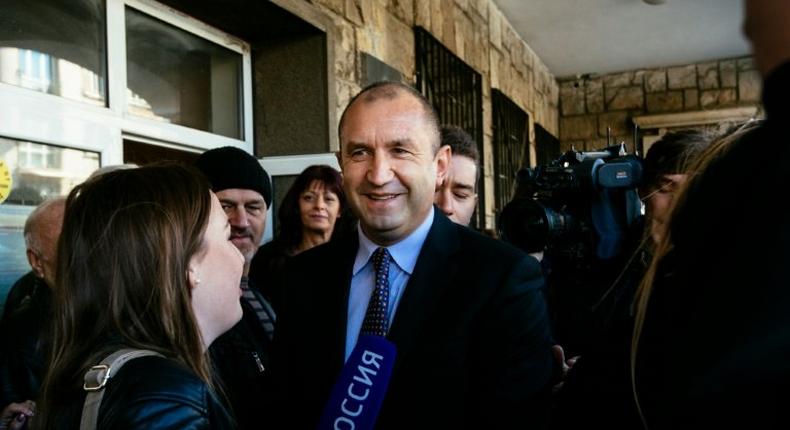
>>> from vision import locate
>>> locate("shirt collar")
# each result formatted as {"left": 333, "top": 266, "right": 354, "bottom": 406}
{"left": 353, "top": 207, "right": 435, "bottom": 276}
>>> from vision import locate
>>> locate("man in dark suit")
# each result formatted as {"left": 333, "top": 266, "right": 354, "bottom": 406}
{"left": 273, "top": 81, "right": 556, "bottom": 429}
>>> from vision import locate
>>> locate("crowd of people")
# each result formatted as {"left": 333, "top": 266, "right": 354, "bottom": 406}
{"left": 0, "top": 0, "right": 788, "bottom": 428}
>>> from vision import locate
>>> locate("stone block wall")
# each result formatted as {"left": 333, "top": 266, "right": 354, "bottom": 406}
{"left": 299, "top": 0, "right": 559, "bottom": 227}
{"left": 558, "top": 57, "right": 762, "bottom": 153}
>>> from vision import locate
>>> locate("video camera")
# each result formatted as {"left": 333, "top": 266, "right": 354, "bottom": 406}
{"left": 498, "top": 144, "right": 643, "bottom": 267}
{"left": 499, "top": 143, "right": 644, "bottom": 356}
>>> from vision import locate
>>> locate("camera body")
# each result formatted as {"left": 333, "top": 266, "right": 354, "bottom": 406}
{"left": 499, "top": 145, "right": 643, "bottom": 265}
{"left": 499, "top": 145, "right": 644, "bottom": 355}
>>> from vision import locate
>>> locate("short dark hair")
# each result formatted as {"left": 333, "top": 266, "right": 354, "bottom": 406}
{"left": 441, "top": 125, "right": 479, "bottom": 165}
{"left": 642, "top": 129, "right": 711, "bottom": 190}
{"left": 277, "top": 165, "right": 346, "bottom": 251}
{"left": 338, "top": 81, "right": 441, "bottom": 153}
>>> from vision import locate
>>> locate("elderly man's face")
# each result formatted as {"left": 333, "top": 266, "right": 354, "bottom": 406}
{"left": 338, "top": 93, "right": 449, "bottom": 246}
{"left": 30, "top": 208, "right": 64, "bottom": 288}
{"left": 215, "top": 188, "right": 267, "bottom": 265}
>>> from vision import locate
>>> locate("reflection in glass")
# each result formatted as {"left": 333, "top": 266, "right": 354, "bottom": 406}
{"left": 0, "top": 137, "right": 99, "bottom": 206}
{"left": 125, "top": 7, "right": 243, "bottom": 139}
{"left": 0, "top": 137, "right": 99, "bottom": 308}
{"left": 0, "top": 0, "right": 107, "bottom": 105}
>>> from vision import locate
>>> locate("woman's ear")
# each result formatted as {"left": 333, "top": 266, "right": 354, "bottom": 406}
{"left": 187, "top": 266, "right": 201, "bottom": 290}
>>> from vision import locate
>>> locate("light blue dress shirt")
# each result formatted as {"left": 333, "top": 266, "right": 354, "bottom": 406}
{"left": 345, "top": 208, "right": 435, "bottom": 361}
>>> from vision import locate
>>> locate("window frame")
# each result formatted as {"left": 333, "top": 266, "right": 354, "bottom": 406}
{"left": 0, "top": 0, "right": 254, "bottom": 166}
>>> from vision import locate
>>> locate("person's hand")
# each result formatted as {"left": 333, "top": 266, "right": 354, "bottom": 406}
{"left": 0, "top": 401, "right": 35, "bottom": 430}
{"left": 551, "top": 345, "right": 580, "bottom": 394}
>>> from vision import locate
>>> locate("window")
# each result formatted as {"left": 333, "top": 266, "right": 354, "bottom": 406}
{"left": 492, "top": 90, "right": 529, "bottom": 215}
{"left": 123, "top": 139, "right": 200, "bottom": 165}
{"left": 125, "top": 7, "right": 243, "bottom": 138}
{"left": 535, "top": 123, "right": 560, "bottom": 167}
{"left": 0, "top": 0, "right": 253, "bottom": 156}
{"left": 0, "top": 137, "right": 99, "bottom": 205}
{"left": 0, "top": 0, "right": 107, "bottom": 106}
{"left": 0, "top": 137, "right": 99, "bottom": 308}
{"left": 414, "top": 27, "right": 484, "bottom": 228}
{"left": 0, "top": 0, "right": 253, "bottom": 308}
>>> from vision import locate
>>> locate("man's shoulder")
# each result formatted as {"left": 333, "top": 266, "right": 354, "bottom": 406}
{"left": 289, "top": 236, "right": 354, "bottom": 268}
{"left": 446, "top": 222, "right": 536, "bottom": 269}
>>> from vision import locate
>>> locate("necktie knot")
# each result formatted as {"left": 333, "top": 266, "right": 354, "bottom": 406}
{"left": 371, "top": 247, "right": 390, "bottom": 276}
{"left": 360, "top": 247, "right": 391, "bottom": 338}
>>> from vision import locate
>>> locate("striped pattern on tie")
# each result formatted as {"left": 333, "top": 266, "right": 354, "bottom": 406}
{"left": 240, "top": 276, "right": 276, "bottom": 341}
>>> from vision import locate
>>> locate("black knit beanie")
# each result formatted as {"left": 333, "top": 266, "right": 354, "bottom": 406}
{"left": 194, "top": 146, "right": 272, "bottom": 207}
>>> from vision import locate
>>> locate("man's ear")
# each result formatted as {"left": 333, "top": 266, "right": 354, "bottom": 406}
{"left": 435, "top": 145, "right": 452, "bottom": 187}
{"left": 27, "top": 249, "right": 44, "bottom": 278}
{"left": 335, "top": 150, "right": 343, "bottom": 171}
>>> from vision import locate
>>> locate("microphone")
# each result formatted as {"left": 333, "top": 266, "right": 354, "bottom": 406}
{"left": 317, "top": 335, "right": 397, "bottom": 430}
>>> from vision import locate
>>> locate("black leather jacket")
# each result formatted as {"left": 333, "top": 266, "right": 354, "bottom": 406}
{"left": 55, "top": 355, "right": 235, "bottom": 429}
{"left": 209, "top": 278, "right": 275, "bottom": 430}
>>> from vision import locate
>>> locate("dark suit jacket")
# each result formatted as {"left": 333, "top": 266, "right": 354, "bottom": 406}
{"left": 272, "top": 210, "right": 556, "bottom": 429}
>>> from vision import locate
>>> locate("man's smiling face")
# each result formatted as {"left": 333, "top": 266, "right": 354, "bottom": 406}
{"left": 338, "top": 92, "right": 448, "bottom": 246}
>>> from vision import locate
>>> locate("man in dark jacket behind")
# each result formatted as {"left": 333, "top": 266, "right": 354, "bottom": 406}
{"left": 195, "top": 147, "right": 277, "bottom": 429}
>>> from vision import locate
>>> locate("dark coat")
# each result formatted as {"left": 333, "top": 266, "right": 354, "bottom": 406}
{"left": 0, "top": 278, "right": 51, "bottom": 409}
{"left": 210, "top": 280, "right": 275, "bottom": 430}
{"left": 248, "top": 240, "right": 291, "bottom": 312}
{"left": 272, "top": 210, "right": 556, "bottom": 429}
{"left": 637, "top": 61, "right": 790, "bottom": 428}
{"left": 1, "top": 271, "right": 42, "bottom": 321}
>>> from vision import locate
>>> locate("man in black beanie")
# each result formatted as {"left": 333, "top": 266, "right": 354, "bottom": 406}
{"left": 195, "top": 146, "right": 276, "bottom": 430}
{"left": 195, "top": 146, "right": 272, "bottom": 271}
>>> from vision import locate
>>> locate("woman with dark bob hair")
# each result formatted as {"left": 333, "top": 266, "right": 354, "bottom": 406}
{"left": 36, "top": 163, "right": 244, "bottom": 429}
{"left": 249, "top": 164, "right": 348, "bottom": 309}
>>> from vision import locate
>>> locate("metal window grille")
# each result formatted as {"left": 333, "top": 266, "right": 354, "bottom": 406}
{"left": 414, "top": 27, "right": 484, "bottom": 228}
{"left": 535, "top": 122, "right": 560, "bottom": 166}
{"left": 491, "top": 89, "right": 529, "bottom": 215}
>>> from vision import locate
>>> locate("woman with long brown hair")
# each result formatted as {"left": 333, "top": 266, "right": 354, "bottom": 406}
{"left": 36, "top": 163, "right": 244, "bottom": 429}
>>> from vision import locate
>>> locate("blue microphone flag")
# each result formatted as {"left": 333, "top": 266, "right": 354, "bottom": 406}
{"left": 317, "top": 335, "right": 396, "bottom": 430}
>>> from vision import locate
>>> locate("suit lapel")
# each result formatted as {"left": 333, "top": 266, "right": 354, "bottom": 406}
{"left": 387, "top": 211, "right": 460, "bottom": 372}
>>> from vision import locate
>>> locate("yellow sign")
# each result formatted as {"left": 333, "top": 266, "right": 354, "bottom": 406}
{"left": 0, "top": 159, "right": 11, "bottom": 204}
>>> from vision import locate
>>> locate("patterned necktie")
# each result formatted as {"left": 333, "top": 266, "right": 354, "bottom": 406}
{"left": 360, "top": 247, "right": 391, "bottom": 337}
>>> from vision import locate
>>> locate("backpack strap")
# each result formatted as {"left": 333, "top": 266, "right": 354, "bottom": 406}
{"left": 80, "top": 348, "right": 164, "bottom": 430}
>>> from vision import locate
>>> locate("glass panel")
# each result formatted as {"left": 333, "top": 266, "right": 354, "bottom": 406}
{"left": 125, "top": 7, "right": 243, "bottom": 139}
{"left": 123, "top": 139, "right": 200, "bottom": 166}
{"left": 0, "top": 0, "right": 107, "bottom": 106}
{"left": 0, "top": 137, "right": 99, "bottom": 308}
{"left": 272, "top": 174, "right": 298, "bottom": 235}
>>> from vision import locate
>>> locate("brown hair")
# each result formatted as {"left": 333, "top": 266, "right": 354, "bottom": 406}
{"left": 640, "top": 129, "right": 712, "bottom": 193}
{"left": 629, "top": 120, "right": 763, "bottom": 428}
{"left": 37, "top": 163, "right": 213, "bottom": 429}
{"left": 277, "top": 165, "right": 346, "bottom": 252}
{"left": 440, "top": 125, "right": 480, "bottom": 183}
